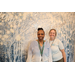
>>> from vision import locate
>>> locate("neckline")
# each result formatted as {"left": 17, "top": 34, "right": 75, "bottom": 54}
{"left": 50, "top": 38, "right": 56, "bottom": 41}
{"left": 36, "top": 40, "right": 46, "bottom": 42}
{"left": 35, "top": 40, "right": 46, "bottom": 46}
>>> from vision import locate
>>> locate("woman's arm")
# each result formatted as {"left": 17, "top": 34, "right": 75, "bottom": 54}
{"left": 26, "top": 43, "right": 32, "bottom": 62}
{"left": 60, "top": 49, "right": 66, "bottom": 62}
{"left": 58, "top": 39, "right": 66, "bottom": 62}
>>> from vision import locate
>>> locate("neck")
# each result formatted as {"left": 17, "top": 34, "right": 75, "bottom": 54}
{"left": 38, "top": 40, "right": 44, "bottom": 47}
{"left": 39, "top": 39, "right": 43, "bottom": 42}
{"left": 50, "top": 38, "right": 55, "bottom": 41}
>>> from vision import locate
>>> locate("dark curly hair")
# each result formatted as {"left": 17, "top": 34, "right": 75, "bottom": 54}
{"left": 37, "top": 28, "right": 45, "bottom": 34}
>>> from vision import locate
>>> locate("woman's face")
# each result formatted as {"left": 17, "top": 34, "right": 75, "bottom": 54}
{"left": 37, "top": 30, "right": 45, "bottom": 41}
{"left": 49, "top": 30, "right": 56, "bottom": 39}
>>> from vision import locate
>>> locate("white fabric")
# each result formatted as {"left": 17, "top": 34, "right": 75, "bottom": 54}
{"left": 49, "top": 38, "right": 64, "bottom": 61}
{"left": 26, "top": 41, "right": 52, "bottom": 62}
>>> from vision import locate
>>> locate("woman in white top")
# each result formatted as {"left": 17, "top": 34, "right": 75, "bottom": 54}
{"left": 49, "top": 29, "right": 66, "bottom": 62}
{"left": 26, "top": 28, "right": 52, "bottom": 62}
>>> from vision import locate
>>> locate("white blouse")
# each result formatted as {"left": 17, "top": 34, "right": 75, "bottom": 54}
{"left": 26, "top": 41, "right": 52, "bottom": 62}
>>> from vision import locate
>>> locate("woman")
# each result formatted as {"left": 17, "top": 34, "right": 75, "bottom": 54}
{"left": 49, "top": 29, "right": 66, "bottom": 62}
{"left": 26, "top": 28, "right": 52, "bottom": 62}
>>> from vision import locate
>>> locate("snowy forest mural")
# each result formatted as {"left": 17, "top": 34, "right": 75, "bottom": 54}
{"left": 0, "top": 12, "right": 75, "bottom": 62}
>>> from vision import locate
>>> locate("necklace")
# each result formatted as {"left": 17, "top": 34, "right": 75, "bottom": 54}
{"left": 38, "top": 40, "right": 44, "bottom": 56}
{"left": 49, "top": 39, "right": 55, "bottom": 47}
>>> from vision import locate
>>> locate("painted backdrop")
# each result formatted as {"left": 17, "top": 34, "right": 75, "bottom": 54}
{"left": 0, "top": 12, "right": 75, "bottom": 62}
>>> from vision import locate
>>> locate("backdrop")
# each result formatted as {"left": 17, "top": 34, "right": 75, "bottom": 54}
{"left": 0, "top": 12, "right": 75, "bottom": 62}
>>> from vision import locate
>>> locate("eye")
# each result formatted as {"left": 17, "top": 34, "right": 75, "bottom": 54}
{"left": 38, "top": 34, "right": 40, "bottom": 35}
{"left": 53, "top": 33, "right": 55, "bottom": 34}
{"left": 41, "top": 34, "right": 44, "bottom": 35}
{"left": 38, "top": 34, "right": 44, "bottom": 35}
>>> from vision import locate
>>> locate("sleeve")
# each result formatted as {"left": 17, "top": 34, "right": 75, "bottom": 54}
{"left": 26, "top": 42, "right": 33, "bottom": 62}
{"left": 58, "top": 40, "right": 64, "bottom": 50}
{"left": 49, "top": 47, "right": 52, "bottom": 62}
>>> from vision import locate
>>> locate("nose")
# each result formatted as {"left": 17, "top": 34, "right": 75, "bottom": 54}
{"left": 39, "top": 34, "right": 42, "bottom": 36}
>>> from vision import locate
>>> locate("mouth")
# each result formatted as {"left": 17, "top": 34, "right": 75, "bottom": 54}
{"left": 50, "top": 35, "right": 54, "bottom": 36}
{"left": 38, "top": 37, "right": 44, "bottom": 40}
{"left": 39, "top": 37, "right": 43, "bottom": 39}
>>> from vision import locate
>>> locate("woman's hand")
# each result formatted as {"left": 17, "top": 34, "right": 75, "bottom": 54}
{"left": 60, "top": 49, "right": 66, "bottom": 62}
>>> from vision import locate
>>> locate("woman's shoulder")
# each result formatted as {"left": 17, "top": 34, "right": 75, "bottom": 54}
{"left": 55, "top": 38, "right": 63, "bottom": 45}
{"left": 30, "top": 40, "right": 37, "bottom": 45}
{"left": 55, "top": 38, "right": 61, "bottom": 42}
{"left": 32, "top": 40, "right": 37, "bottom": 43}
